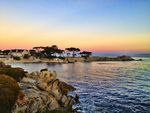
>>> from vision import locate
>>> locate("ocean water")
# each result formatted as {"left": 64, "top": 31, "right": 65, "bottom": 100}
{"left": 7, "top": 57, "right": 150, "bottom": 113}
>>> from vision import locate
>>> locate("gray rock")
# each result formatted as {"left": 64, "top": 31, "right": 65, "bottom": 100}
{"left": 12, "top": 69, "right": 78, "bottom": 113}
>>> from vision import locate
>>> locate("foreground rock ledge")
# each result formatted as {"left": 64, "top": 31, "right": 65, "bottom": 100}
{"left": 13, "top": 69, "right": 78, "bottom": 113}
{"left": 0, "top": 62, "right": 78, "bottom": 113}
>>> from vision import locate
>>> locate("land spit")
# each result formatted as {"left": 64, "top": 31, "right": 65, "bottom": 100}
{"left": 1, "top": 55, "right": 135, "bottom": 63}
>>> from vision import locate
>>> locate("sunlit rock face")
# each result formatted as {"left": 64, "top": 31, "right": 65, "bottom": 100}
{"left": 12, "top": 69, "right": 77, "bottom": 113}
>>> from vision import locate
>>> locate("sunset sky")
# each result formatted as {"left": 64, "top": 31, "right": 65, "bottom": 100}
{"left": 0, "top": 0, "right": 150, "bottom": 52}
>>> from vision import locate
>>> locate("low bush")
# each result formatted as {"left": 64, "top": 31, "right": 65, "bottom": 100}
{"left": 58, "top": 56, "right": 65, "bottom": 60}
{"left": 0, "top": 67, "right": 26, "bottom": 82}
{"left": 0, "top": 74, "right": 20, "bottom": 113}
{"left": 23, "top": 54, "right": 30, "bottom": 59}
{"left": 13, "top": 56, "right": 21, "bottom": 60}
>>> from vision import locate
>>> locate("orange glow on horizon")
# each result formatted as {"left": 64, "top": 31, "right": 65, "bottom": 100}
{"left": 0, "top": 17, "right": 150, "bottom": 52}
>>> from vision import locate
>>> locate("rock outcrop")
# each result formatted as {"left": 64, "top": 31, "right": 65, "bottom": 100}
{"left": 0, "top": 62, "right": 78, "bottom": 113}
{"left": 116, "top": 55, "right": 134, "bottom": 61}
{"left": 11, "top": 68, "right": 78, "bottom": 113}
{"left": 85, "top": 55, "right": 135, "bottom": 61}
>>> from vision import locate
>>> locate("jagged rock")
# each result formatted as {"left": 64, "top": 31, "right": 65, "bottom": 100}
{"left": 26, "top": 71, "right": 40, "bottom": 79}
{"left": 59, "top": 81, "right": 76, "bottom": 95}
{"left": 12, "top": 89, "right": 60, "bottom": 113}
{"left": 39, "top": 69, "right": 57, "bottom": 82}
{"left": 0, "top": 62, "right": 78, "bottom": 113}
{"left": 22, "top": 77, "right": 36, "bottom": 84}
{"left": 12, "top": 69, "right": 78, "bottom": 113}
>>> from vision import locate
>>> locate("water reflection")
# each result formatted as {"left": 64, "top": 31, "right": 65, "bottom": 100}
{"left": 7, "top": 59, "right": 150, "bottom": 113}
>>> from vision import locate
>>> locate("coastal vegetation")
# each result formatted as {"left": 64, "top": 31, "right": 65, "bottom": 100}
{"left": 0, "top": 45, "right": 89, "bottom": 58}
{"left": 0, "top": 62, "right": 26, "bottom": 81}
{"left": 13, "top": 56, "right": 21, "bottom": 60}
{"left": 0, "top": 45, "right": 135, "bottom": 62}
{"left": 23, "top": 54, "right": 30, "bottom": 59}
{"left": 0, "top": 74, "right": 20, "bottom": 113}
{"left": 65, "top": 47, "right": 80, "bottom": 57}
{"left": 80, "top": 51, "right": 92, "bottom": 59}
{"left": 33, "top": 45, "right": 64, "bottom": 58}
{"left": 0, "top": 67, "right": 26, "bottom": 81}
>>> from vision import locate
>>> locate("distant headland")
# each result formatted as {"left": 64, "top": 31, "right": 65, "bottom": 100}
{"left": 0, "top": 45, "right": 136, "bottom": 63}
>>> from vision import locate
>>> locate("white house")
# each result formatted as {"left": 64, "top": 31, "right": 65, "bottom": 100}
{"left": 0, "top": 54, "right": 11, "bottom": 61}
{"left": 9, "top": 49, "right": 30, "bottom": 57}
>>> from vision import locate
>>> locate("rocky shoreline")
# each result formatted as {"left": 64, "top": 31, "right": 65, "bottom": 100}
{"left": 66, "top": 55, "right": 135, "bottom": 62}
{"left": 2, "top": 55, "right": 136, "bottom": 64}
{"left": 0, "top": 62, "right": 79, "bottom": 113}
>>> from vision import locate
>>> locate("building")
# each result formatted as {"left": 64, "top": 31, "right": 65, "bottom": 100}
{"left": 0, "top": 54, "right": 11, "bottom": 61}
{"left": 9, "top": 49, "right": 30, "bottom": 57}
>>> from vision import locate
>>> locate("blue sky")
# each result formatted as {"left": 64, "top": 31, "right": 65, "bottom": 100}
{"left": 0, "top": 0, "right": 150, "bottom": 52}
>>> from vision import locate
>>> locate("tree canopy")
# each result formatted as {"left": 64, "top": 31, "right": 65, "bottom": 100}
{"left": 65, "top": 47, "right": 80, "bottom": 57}
{"left": 80, "top": 51, "right": 92, "bottom": 58}
{"left": 33, "top": 46, "right": 64, "bottom": 58}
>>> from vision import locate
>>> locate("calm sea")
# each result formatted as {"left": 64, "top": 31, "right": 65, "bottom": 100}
{"left": 7, "top": 57, "right": 150, "bottom": 113}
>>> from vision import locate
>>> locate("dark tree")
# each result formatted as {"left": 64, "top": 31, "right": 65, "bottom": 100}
{"left": 23, "top": 54, "right": 30, "bottom": 59}
{"left": 42, "top": 45, "right": 64, "bottom": 58}
{"left": 2, "top": 50, "right": 11, "bottom": 55}
{"left": 51, "top": 45, "right": 58, "bottom": 50}
{"left": 29, "top": 49, "right": 36, "bottom": 56}
{"left": 33, "top": 46, "right": 45, "bottom": 58}
{"left": 56, "top": 49, "right": 64, "bottom": 57}
{"left": 33, "top": 46, "right": 45, "bottom": 53}
{"left": 65, "top": 47, "right": 80, "bottom": 57}
{"left": 80, "top": 51, "right": 92, "bottom": 58}
{"left": 43, "top": 46, "right": 57, "bottom": 57}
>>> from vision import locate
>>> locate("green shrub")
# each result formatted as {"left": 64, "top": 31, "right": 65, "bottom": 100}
{"left": 0, "top": 67, "right": 26, "bottom": 82}
{"left": 13, "top": 56, "right": 21, "bottom": 60}
{"left": 0, "top": 74, "right": 20, "bottom": 113}
{"left": 23, "top": 54, "right": 30, "bottom": 59}
{"left": 58, "top": 57, "right": 65, "bottom": 60}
